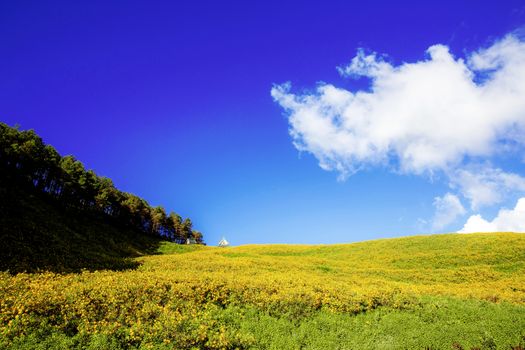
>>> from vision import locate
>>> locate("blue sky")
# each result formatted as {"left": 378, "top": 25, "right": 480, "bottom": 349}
{"left": 1, "top": 1, "right": 525, "bottom": 245}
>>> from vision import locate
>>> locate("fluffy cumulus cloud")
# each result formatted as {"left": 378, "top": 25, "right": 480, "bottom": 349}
{"left": 432, "top": 193, "right": 466, "bottom": 231}
{"left": 272, "top": 33, "right": 525, "bottom": 222}
{"left": 459, "top": 197, "right": 525, "bottom": 233}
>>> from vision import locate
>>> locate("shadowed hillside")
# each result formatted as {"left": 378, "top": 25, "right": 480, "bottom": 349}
{"left": 0, "top": 184, "right": 162, "bottom": 273}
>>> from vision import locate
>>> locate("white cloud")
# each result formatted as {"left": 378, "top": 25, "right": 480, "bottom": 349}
{"left": 450, "top": 166, "right": 525, "bottom": 209}
{"left": 459, "top": 197, "right": 525, "bottom": 233}
{"left": 432, "top": 193, "right": 466, "bottom": 231}
{"left": 271, "top": 33, "right": 525, "bottom": 207}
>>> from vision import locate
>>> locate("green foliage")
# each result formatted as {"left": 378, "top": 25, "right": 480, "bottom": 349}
{"left": 1, "top": 298, "right": 524, "bottom": 349}
{"left": 236, "top": 298, "right": 525, "bottom": 350}
{"left": 0, "top": 122, "right": 204, "bottom": 246}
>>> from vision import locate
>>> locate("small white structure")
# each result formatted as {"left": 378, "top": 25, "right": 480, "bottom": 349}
{"left": 186, "top": 238, "right": 197, "bottom": 245}
{"left": 218, "top": 237, "right": 229, "bottom": 247}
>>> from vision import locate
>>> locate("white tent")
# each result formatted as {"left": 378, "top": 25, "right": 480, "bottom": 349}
{"left": 218, "top": 237, "right": 229, "bottom": 247}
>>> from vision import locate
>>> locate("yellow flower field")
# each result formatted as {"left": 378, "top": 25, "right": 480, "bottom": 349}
{"left": 1, "top": 232, "right": 525, "bottom": 349}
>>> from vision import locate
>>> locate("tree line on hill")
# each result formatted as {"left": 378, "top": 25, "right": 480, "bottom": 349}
{"left": 0, "top": 122, "right": 204, "bottom": 244}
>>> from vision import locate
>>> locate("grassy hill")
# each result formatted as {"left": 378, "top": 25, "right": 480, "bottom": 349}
{"left": 0, "top": 185, "right": 162, "bottom": 273}
{"left": 1, "top": 233, "right": 525, "bottom": 349}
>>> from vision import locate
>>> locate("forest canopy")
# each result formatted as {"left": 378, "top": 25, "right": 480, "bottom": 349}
{"left": 0, "top": 122, "right": 203, "bottom": 244}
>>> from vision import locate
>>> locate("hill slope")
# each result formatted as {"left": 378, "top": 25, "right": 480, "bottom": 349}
{"left": 1, "top": 233, "right": 525, "bottom": 349}
{"left": 143, "top": 232, "right": 525, "bottom": 305}
{"left": 0, "top": 185, "right": 161, "bottom": 273}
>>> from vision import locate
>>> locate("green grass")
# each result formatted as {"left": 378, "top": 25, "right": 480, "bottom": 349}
{"left": 3, "top": 297, "right": 524, "bottom": 349}
{"left": 238, "top": 297, "right": 525, "bottom": 350}
{"left": 156, "top": 241, "right": 208, "bottom": 255}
